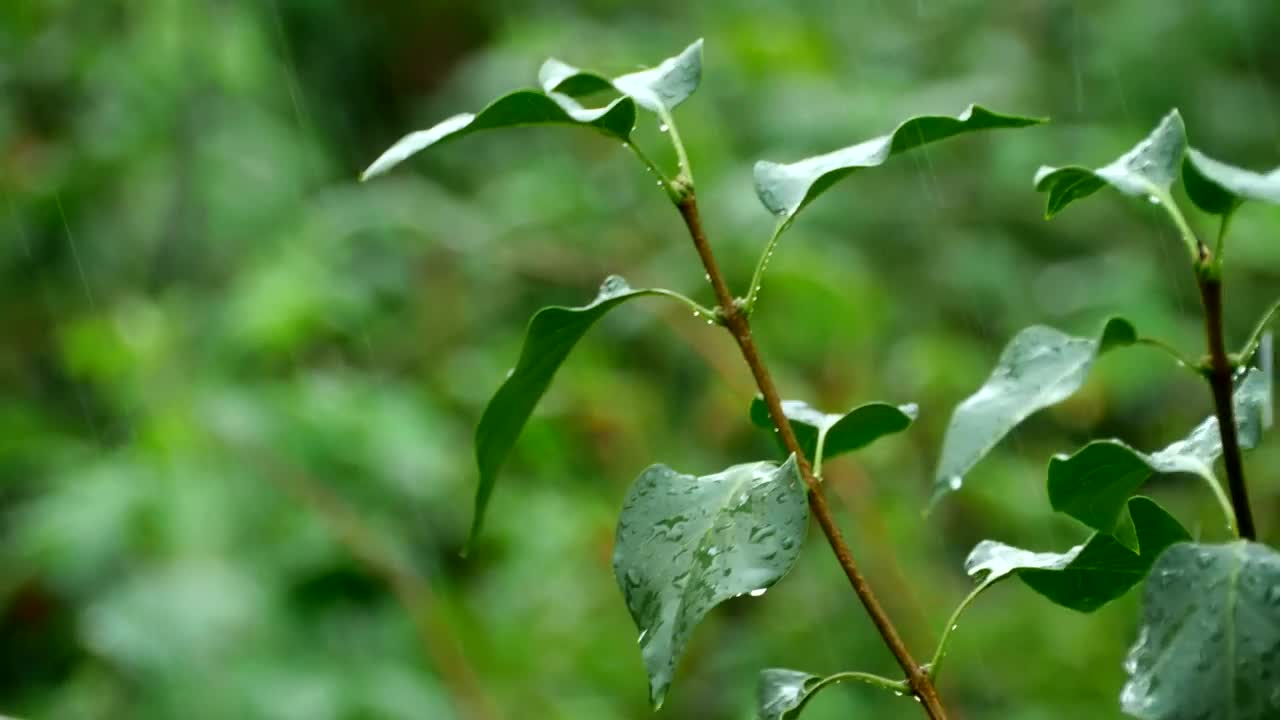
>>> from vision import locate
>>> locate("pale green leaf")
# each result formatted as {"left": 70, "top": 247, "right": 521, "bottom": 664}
{"left": 614, "top": 456, "right": 807, "bottom": 708}
{"left": 933, "top": 317, "right": 1136, "bottom": 505}
{"left": 540, "top": 39, "right": 703, "bottom": 113}
{"left": 1182, "top": 147, "right": 1280, "bottom": 216}
{"left": 1121, "top": 541, "right": 1280, "bottom": 719}
{"left": 754, "top": 105, "right": 1044, "bottom": 220}
{"left": 748, "top": 397, "right": 916, "bottom": 465}
{"left": 1035, "top": 109, "right": 1186, "bottom": 217}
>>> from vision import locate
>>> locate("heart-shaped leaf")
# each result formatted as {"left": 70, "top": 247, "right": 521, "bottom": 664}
{"left": 1035, "top": 109, "right": 1186, "bottom": 217}
{"left": 748, "top": 398, "right": 917, "bottom": 466}
{"left": 753, "top": 105, "right": 1044, "bottom": 220}
{"left": 540, "top": 39, "right": 703, "bottom": 113}
{"left": 360, "top": 91, "right": 636, "bottom": 181}
{"left": 469, "top": 276, "right": 672, "bottom": 548}
{"left": 933, "top": 317, "right": 1136, "bottom": 505}
{"left": 614, "top": 456, "right": 807, "bottom": 708}
{"left": 965, "top": 496, "right": 1190, "bottom": 613}
{"left": 1182, "top": 147, "right": 1280, "bottom": 216}
{"left": 1049, "top": 369, "right": 1272, "bottom": 547}
{"left": 1121, "top": 541, "right": 1280, "bottom": 720}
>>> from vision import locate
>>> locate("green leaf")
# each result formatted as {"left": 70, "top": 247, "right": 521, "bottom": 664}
{"left": 1048, "top": 369, "right": 1272, "bottom": 547}
{"left": 748, "top": 398, "right": 917, "bottom": 465}
{"left": 1035, "top": 109, "right": 1186, "bottom": 217}
{"left": 360, "top": 91, "right": 636, "bottom": 181}
{"left": 469, "top": 276, "right": 665, "bottom": 549}
{"left": 756, "top": 668, "right": 906, "bottom": 720}
{"left": 753, "top": 105, "right": 1044, "bottom": 220}
{"left": 758, "top": 669, "right": 822, "bottom": 720}
{"left": 1182, "top": 147, "right": 1280, "bottom": 216}
{"left": 1121, "top": 541, "right": 1280, "bottom": 720}
{"left": 933, "top": 317, "right": 1136, "bottom": 505}
{"left": 540, "top": 39, "right": 703, "bottom": 113}
{"left": 614, "top": 456, "right": 807, "bottom": 708}
{"left": 965, "top": 497, "right": 1190, "bottom": 613}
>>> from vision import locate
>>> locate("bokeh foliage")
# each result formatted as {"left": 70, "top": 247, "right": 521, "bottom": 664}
{"left": 3, "top": 1, "right": 1278, "bottom": 718}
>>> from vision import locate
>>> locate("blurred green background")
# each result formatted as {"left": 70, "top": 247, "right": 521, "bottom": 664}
{"left": 3, "top": 1, "right": 1278, "bottom": 718}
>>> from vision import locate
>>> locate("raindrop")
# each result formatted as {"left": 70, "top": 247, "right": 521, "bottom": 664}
{"left": 658, "top": 123, "right": 670, "bottom": 133}
{"left": 894, "top": 691, "right": 904, "bottom": 697}
{"left": 780, "top": 537, "right": 795, "bottom": 550}
{"left": 947, "top": 475, "right": 962, "bottom": 491}
{"left": 748, "top": 588, "right": 767, "bottom": 597}
{"left": 1146, "top": 194, "right": 1161, "bottom": 205}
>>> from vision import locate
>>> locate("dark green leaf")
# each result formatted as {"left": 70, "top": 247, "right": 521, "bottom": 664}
{"left": 758, "top": 669, "right": 821, "bottom": 720}
{"left": 748, "top": 398, "right": 916, "bottom": 465}
{"left": 540, "top": 39, "right": 703, "bottom": 113}
{"left": 1035, "top": 109, "right": 1186, "bottom": 217}
{"left": 753, "top": 105, "right": 1044, "bottom": 220}
{"left": 360, "top": 91, "right": 636, "bottom": 181}
{"left": 469, "top": 276, "right": 664, "bottom": 548}
{"left": 614, "top": 456, "right": 807, "bottom": 708}
{"left": 965, "top": 497, "right": 1190, "bottom": 613}
{"left": 1121, "top": 541, "right": 1280, "bottom": 720}
{"left": 1182, "top": 147, "right": 1280, "bottom": 216}
{"left": 1048, "top": 369, "right": 1272, "bottom": 547}
{"left": 933, "top": 317, "right": 1136, "bottom": 505}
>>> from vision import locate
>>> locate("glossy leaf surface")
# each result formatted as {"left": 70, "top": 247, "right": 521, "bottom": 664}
{"left": 965, "top": 497, "right": 1190, "bottom": 612}
{"left": 1049, "top": 369, "right": 1271, "bottom": 546}
{"left": 758, "top": 669, "right": 821, "bottom": 720}
{"left": 614, "top": 456, "right": 807, "bottom": 708}
{"left": 754, "top": 105, "right": 1043, "bottom": 220}
{"left": 1035, "top": 109, "right": 1186, "bottom": 217}
{"left": 749, "top": 397, "right": 916, "bottom": 465}
{"left": 1182, "top": 148, "right": 1280, "bottom": 216}
{"left": 933, "top": 317, "right": 1136, "bottom": 504}
{"left": 470, "top": 277, "right": 661, "bottom": 547}
{"left": 540, "top": 39, "right": 703, "bottom": 113}
{"left": 360, "top": 92, "right": 636, "bottom": 181}
{"left": 1121, "top": 541, "right": 1280, "bottom": 719}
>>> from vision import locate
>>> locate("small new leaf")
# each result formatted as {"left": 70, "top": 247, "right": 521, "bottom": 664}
{"left": 933, "top": 317, "right": 1136, "bottom": 505}
{"left": 614, "top": 456, "right": 807, "bottom": 708}
{"left": 758, "top": 669, "right": 822, "bottom": 720}
{"left": 1049, "top": 369, "right": 1272, "bottom": 546}
{"left": 540, "top": 39, "right": 703, "bottom": 113}
{"left": 360, "top": 92, "right": 636, "bottom": 181}
{"left": 754, "top": 105, "right": 1044, "bottom": 220}
{"left": 1121, "top": 541, "right": 1280, "bottom": 720}
{"left": 1182, "top": 147, "right": 1280, "bottom": 216}
{"left": 469, "top": 277, "right": 664, "bottom": 549}
{"left": 965, "top": 497, "right": 1190, "bottom": 613}
{"left": 1035, "top": 109, "right": 1186, "bottom": 217}
{"left": 749, "top": 398, "right": 917, "bottom": 466}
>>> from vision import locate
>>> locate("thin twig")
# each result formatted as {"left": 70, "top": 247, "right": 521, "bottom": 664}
{"left": 673, "top": 194, "right": 949, "bottom": 718}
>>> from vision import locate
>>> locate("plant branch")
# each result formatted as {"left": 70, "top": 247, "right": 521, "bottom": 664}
{"left": 814, "top": 670, "right": 910, "bottom": 695}
{"left": 672, "top": 193, "right": 948, "bottom": 719}
{"left": 1196, "top": 265, "right": 1257, "bottom": 540}
{"left": 1134, "top": 336, "right": 1200, "bottom": 373}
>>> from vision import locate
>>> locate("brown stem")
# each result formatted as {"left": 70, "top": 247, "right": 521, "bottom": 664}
{"left": 675, "top": 195, "right": 948, "bottom": 718}
{"left": 1197, "top": 270, "right": 1257, "bottom": 540}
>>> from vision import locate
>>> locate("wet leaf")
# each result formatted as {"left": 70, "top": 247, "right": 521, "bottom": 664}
{"left": 933, "top": 317, "right": 1136, "bottom": 505}
{"left": 753, "top": 105, "right": 1043, "bottom": 220}
{"left": 965, "top": 497, "right": 1190, "bottom": 613}
{"left": 540, "top": 39, "right": 703, "bottom": 113}
{"left": 1049, "top": 369, "right": 1272, "bottom": 547}
{"left": 614, "top": 456, "right": 807, "bottom": 708}
{"left": 360, "top": 91, "right": 636, "bottom": 181}
{"left": 1035, "top": 109, "right": 1186, "bottom": 217}
{"left": 1182, "top": 148, "right": 1280, "bottom": 216}
{"left": 1121, "top": 541, "right": 1280, "bottom": 720}
{"left": 748, "top": 397, "right": 916, "bottom": 465}
{"left": 469, "top": 276, "right": 668, "bottom": 548}
{"left": 758, "top": 669, "right": 821, "bottom": 720}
